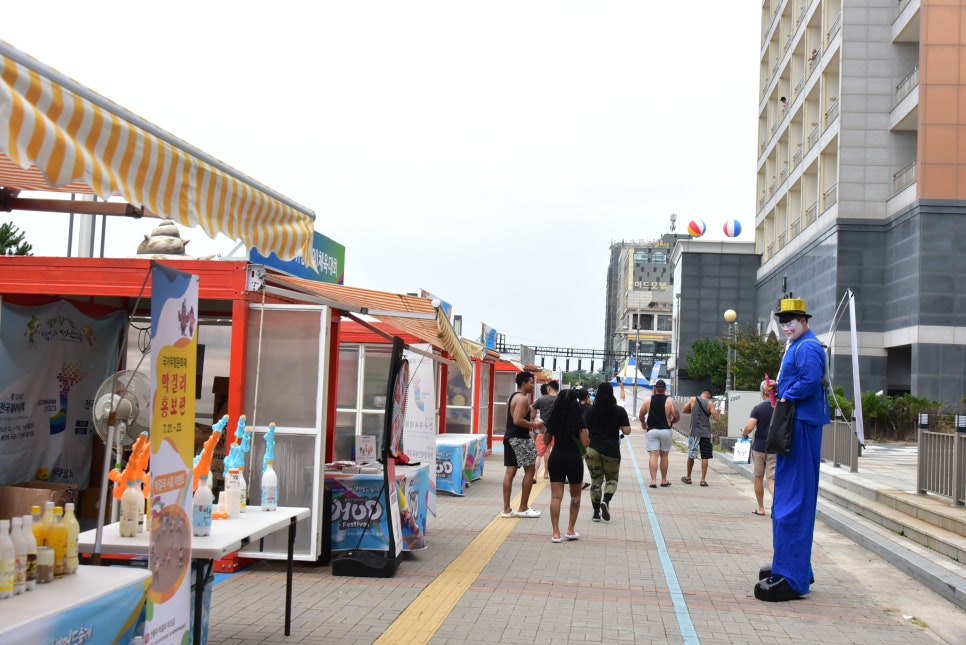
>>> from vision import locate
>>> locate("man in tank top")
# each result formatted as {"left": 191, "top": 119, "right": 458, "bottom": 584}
{"left": 501, "top": 371, "right": 544, "bottom": 518}
{"left": 681, "top": 389, "right": 721, "bottom": 486}
{"left": 638, "top": 380, "right": 679, "bottom": 488}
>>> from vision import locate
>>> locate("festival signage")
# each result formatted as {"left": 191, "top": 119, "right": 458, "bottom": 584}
{"left": 249, "top": 231, "right": 345, "bottom": 284}
{"left": 402, "top": 345, "right": 437, "bottom": 515}
{"left": 0, "top": 300, "right": 124, "bottom": 486}
{"left": 146, "top": 264, "right": 197, "bottom": 644}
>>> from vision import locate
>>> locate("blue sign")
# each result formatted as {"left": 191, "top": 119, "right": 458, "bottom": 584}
{"left": 250, "top": 231, "right": 345, "bottom": 284}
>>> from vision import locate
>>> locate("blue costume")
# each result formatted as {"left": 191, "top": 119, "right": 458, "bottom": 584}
{"left": 771, "top": 328, "right": 829, "bottom": 595}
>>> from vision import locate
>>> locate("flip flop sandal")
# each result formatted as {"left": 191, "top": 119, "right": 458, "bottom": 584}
{"left": 700, "top": 481, "right": 709, "bottom": 487}
{"left": 752, "top": 510, "right": 766, "bottom": 516}
{"left": 551, "top": 535, "right": 563, "bottom": 543}
{"left": 660, "top": 482, "right": 672, "bottom": 487}
{"left": 681, "top": 477, "right": 692, "bottom": 484}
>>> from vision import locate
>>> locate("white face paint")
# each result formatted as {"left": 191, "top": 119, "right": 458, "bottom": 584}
{"left": 780, "top": 318, "right": 805, "bottom": 341}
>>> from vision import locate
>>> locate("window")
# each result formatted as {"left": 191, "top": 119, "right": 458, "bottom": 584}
{"left": 651, "top": 251, "right": 667, "bottom": 265}
{"left": 333, "top": 343, "right": 391, "bottom": 460}
{"left": 633, "top": 251, "right": 649, "bottom": 264}
{"left": 657, "top": 315, "right": 673, "bottom": 331}
{"left": 446, "top": 370, "right": 474, "bottom": 434}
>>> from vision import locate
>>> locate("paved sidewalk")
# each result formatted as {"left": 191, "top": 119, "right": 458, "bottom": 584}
{"left": 207, "top": 435, "right": 966, "bottom": 644}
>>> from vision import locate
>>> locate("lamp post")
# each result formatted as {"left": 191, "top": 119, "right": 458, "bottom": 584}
{"left": 723, "top": 309, "right": 737, "bottom": 409}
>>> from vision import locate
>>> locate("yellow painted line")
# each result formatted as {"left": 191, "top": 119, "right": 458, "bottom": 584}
{"left": 375, "top": 478, "right": 549, "bottom": 645}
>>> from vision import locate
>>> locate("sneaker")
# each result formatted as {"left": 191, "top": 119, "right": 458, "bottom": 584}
{"left": 600, "top": 501, "right": 610, "bottom": 522}
{"left": 512, "top": 508, "right": 541, "bottom": 518}
{"left": 592, "top": 513, "right": 601, "bottom": 522}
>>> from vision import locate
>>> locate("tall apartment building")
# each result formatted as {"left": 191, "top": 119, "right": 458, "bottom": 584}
{"left": 755, "top": 0, "right": 966, "bottom": 402}
{"left": 604, "top": 233, "right": 687, "bottom": 377}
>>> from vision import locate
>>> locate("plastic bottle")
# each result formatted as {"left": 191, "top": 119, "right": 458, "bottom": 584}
{"left": 63, "top": 502, "right": 80, "bottom": 574}
{"left": 0, "top": 519, "right": 15, "bottom": 599}
{"left": 261, "top": 461, "right": 278, "bottom": 511}
{"left": 120, "top": 479, "right": 142, "bottom": 537}
{"left": 237, "top": 467, "right": 248, "bottom": 513}
{"left": 30, "top": 505, "right": 44, "bottom": 549}
{"left": 48, "top": 507, "right": 68, "bottom": 577}
{"left": 224, "top": 469, "right": 241, "bottom": 519}
{"left": 21, "top": 515, "right": 38, "bottom": 591}
{"left": 39, "top": 501, "right": 55, "bottom": 546}
{"left": 192, "top": 475, "right": 215, "bottom": 536}
{"left": 9, "top": 517, "right": 26, "bottom": 595}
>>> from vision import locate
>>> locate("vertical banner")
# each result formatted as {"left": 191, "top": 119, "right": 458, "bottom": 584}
{"left": 402, "top": 345, "right": 437, "bottom": 515}
{"left": 482, "top": 323, "right": 497, "bottom": 350}
{"left": 0, "top": 300, "right": 124, "bottom": 486}
{"left": 146, "top": 264, "right": 197, "bottom": 645}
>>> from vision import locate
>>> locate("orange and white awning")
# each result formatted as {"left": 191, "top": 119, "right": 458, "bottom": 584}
{"left": 0, "top": 40, "right": 316, "bottom": 264}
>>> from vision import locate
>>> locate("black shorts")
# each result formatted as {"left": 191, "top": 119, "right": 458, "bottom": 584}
{"left": 548, "top": 450, "right": 584, "bottom": 485}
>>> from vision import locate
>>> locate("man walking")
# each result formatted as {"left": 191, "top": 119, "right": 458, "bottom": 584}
{"left": 638, "top": 380, "right": 679, "bottom": 488}
{"left": 743, "top": 380, "right": 776, "bottom": 516}
{"left": 681, "top": 389, "right": 720, "bottom": 486}
{"left": 501, "top": 371, "right": 544, "bottom": 518}
{"left": 755, "top": 297, "right": 830, "bottom": 601}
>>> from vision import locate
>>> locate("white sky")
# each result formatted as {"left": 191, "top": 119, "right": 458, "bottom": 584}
{"left": 3, "top": 1, "right": 761, "bottom": 351}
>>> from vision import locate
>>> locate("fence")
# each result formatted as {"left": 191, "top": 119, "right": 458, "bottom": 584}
{"left": 821, "top": 420, "right": 858, "bottom": 471}
{"left": 917, "top": 429, "right": 966, "bottom": 505}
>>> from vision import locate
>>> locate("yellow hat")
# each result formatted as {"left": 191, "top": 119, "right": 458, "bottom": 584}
{"left": 775, "top": 297, "right": 811, "bottom": 319}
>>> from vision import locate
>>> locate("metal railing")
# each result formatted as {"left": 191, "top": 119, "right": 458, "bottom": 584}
{"left": 823, "top": 183, "right": 838, "bottom": 209}
{"left": 795, "top": 73, "right": 805, "bottom": 95}
{"left": 805, "top": 201, "right": 818, "bottom": 225}
{"left": 797, "top": 1, "right": 807, "bottom": 26}
{"left": 897, "top": 0, "right": 914, "bottom": 16}
{"left": 821, "top": 421, "right": 859, "bottom": 472}
{"left": 793, "top": 147, "right": 803, "bottom": 167}
{"left": 827, "top": 12, "right": 842, "bottom": 44}
{"left": 780, "top": 165, "right": 789, "bottom": 183}
{"left": 893, "top": 158, "right": 917, "bottom": 195}
{"left": 807, "top": 123, "right": 820, "bottom": 150}
{"left": 791, "top": 218, "right": 801, "bottom": 237}
{"left": 808, "top": 45, "right": 822, "bottom": 76}
{"left": 778, "top": 231, "right": 788, "bottom": 249}
{"left": 896, "top": 64, "right": 919, "bottom": 104}
{"left": 825, "top": 98, "right": 839, "bottom": 129}
{"left": 917, "top": 429, "right": 966, "bottom": 505}
{"left": 766, "top": 242, "right": 774, "bottom": 259}
{"left": 769, "top": 178, "right": 777, "bottom": 196}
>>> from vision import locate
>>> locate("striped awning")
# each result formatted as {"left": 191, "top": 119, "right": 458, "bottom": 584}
{"left": 264, "top": 274, "right": 474, "bottom": 386}
{"left": 0, "top": 40, "right": 316, "bottom": 264}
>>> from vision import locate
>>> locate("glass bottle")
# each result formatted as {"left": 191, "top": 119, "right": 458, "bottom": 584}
{"left": 0, "top": 519, "right": 14, "bottom": 599}
{"left": 21, "top": 515, "right": 38, "bottom": 591}
{"left": 63, "top": 503, "right": 80, "bottom": 574}
{"left": 261, "top": 461, "right": 278, "bottom": 511}
{"left": 48, "top": 507, "right": 68, "bottom": 577}
{"left": 8, "top": 517, "right": 26, "bottom": 595}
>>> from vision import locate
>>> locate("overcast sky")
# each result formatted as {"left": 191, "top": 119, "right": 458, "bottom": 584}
{"left": 3, "top": 1, "right": 761, "bottom": 352}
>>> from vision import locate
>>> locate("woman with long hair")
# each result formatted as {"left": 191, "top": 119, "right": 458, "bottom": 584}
{"left": 585, "top": 382, "right": 632, "bottom": 522}
{"left": 544, "top": 388, "right": 590, "bottom": 542}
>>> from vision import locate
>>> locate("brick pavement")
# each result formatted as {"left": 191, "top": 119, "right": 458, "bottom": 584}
{"left": 207, "top": 434, "right": 960, "bottom": 644}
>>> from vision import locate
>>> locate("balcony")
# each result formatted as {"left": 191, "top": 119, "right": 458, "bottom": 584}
{"left": 827, "top": 12, "right": 842, "bottom": 45}
{"left": 766, "top": 242, "right": 775, "bottom": 260}
{"left": 793, "top": 146, "right": 803, "bottom": 168}
{"left": 807, "top": 123, "right": 820, "bottom": 150}
{"left": 769, "top": 178, "right": 777, "bottom": 196}
{"left": 780, "top": 165, "right": 789, "bottom": 183}
{"left": 896, "top": 65, "right": 919, "bottom": 104}
{"left": 824, "top": 98, "right": 839, "bottom": 130}
{"left": 778, "top": 231, "right": 788, "bottom": 249}
{"left": 791, "top": 218, "right": 801, "bottom": 237}
{"left": 893, "top": 158, "right": 917, "bottom": 195}
{"left": 808, "top": 45, "right": 822, "bottom": 76}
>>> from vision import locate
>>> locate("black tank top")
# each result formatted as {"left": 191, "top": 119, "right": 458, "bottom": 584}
{"left": 504, "top": 392, "right": 532, "bottom": 440}
{"left": 646, "top": 394, "right": 670, "bottom": 429}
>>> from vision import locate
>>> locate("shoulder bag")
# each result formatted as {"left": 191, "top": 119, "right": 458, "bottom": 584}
{"left": 766, "top": 400, "right": 795, "bottom": 456}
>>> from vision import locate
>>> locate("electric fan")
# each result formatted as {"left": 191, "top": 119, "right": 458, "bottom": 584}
{"left": 91, "top": 370, "right": 151, "bottom": 448}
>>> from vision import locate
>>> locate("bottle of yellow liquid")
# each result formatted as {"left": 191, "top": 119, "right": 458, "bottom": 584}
{"left": 47, "top": 506, "right": 68, "bottom": 578}
{"left": 38, "top": 502, "right": 54, "bottom": 548}
{"left": 63, "top": 503, "right": 80, "bottom": 574}
{"left": 30, "top": 505, "right": 45, "bottom": 552}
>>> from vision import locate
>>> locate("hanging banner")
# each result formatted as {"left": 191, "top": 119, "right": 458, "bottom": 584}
{"left": 146, "top": 263, "right": 197, "bottom": 645}
{"left": 402, "top": 345, "right": 437, "bottom": 515}
{"left": 0, "top": 300, "right": 124, "bottom": 486}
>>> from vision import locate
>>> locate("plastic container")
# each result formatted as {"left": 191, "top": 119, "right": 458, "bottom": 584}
{"left": 39, "top": 501, "right": 55, "bottom": 546}
{"left": 120, "top": 479, "right": 143, "bottom": 537}
{"left": 21, "top": 515, "right": 38, "bottom": 591}
{"left": 36, "top": 546, "right": 54, "bottom": 584}
{"left": 224, "top": 469, "right": 241, "bottom": 519}
{"left": 30, "top": 505, "right": 44, "bottom": 550}
{"left": 0, "top": 519, "right": 14, "bottom": 599}
{"left": 261, "top": 461, "right": 278, "bottom": 511}
{"left": 9, "top": 517, "right": 26, "bottom": 595}
{"left": 48, "top": 507, "right": 68, "bottom": 577}
{"left": 192, "top": 475, "right": 215, "bottom": 536}
{"left": 237, "top": 467, "right": 248, "bottom": 513}
{"left": 63, "top": 503, "right": 80, "bottom": 574}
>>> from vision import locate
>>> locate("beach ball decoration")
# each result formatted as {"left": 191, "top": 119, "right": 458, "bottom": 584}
{"left": 687, "top": 219, "right": 706, "bottom": 237}
{"left": 723, "top": 219, "right": 742, "bottom": 237}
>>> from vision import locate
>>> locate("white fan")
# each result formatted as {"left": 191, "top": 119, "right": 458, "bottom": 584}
{"left": 92, "top": 370, "right": 152, "bottom": 447}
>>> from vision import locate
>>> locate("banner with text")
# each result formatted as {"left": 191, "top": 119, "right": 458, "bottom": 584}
{"left": 0, "top": 299, "right": 124, "bottom": 486}
{"left": 146, "top": 264, "right": 197, "bottom": 645}
{"left": 402, "top": 345, "right": 437, "bottom": 516}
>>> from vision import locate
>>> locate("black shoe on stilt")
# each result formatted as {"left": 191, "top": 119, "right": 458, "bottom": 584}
{"left": 754, "top": 576, "right": 802, "bottom": 602}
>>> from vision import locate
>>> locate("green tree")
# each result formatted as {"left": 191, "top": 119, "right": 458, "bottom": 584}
{"left": 0, "top": 222, "right": 33, "bottom": 255}
{"left": 685, "top": 337, "right": 728, "bottom": 392}
{"left": 861, "top": 391, "right": 894, "bottom": 437}
{"left": 730, "top": 326, "right": 784, "bottom": 391}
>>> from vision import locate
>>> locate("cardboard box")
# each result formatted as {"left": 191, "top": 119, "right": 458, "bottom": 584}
{"left": 0, "top": 481, "right": 80, "bottom": 521}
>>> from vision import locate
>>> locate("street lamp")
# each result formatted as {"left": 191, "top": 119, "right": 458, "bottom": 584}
{"left": 723, "top": 309, "right": 737, "bottom": 396}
